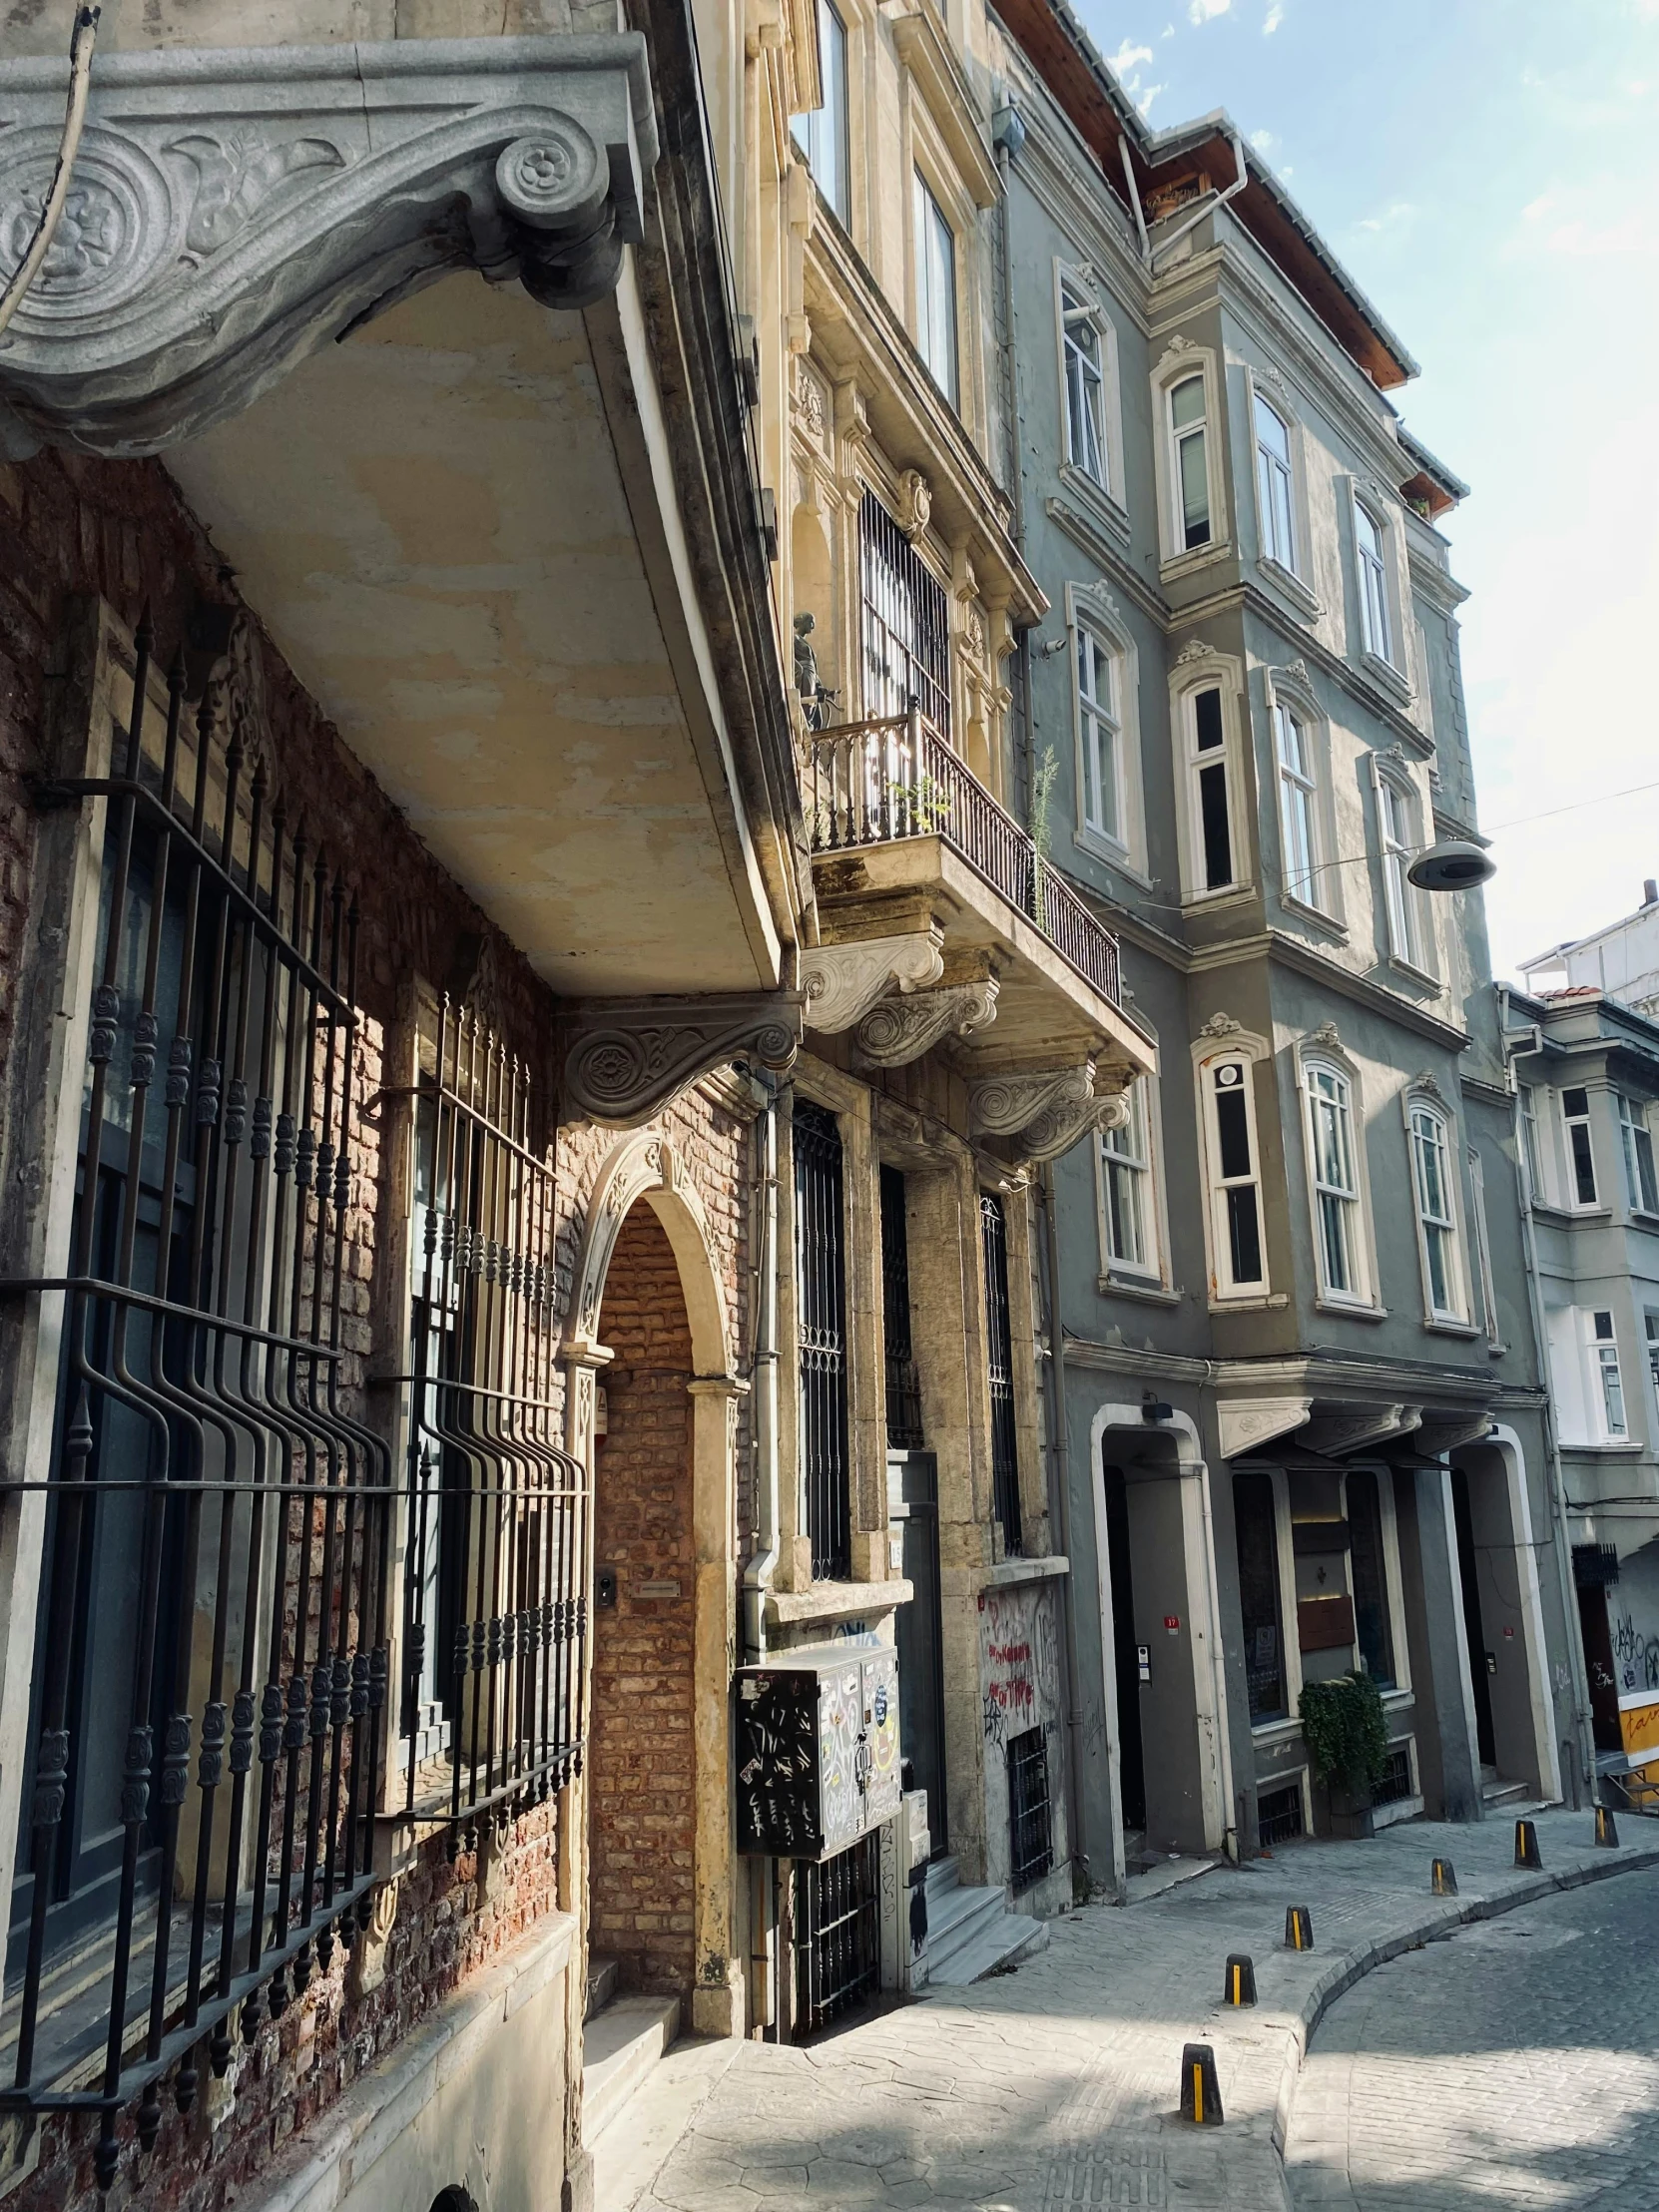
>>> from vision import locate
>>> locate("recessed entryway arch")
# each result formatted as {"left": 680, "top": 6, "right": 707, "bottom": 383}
{"left": 565, "top": 1131, "right": 746, "bottom": 2038}
{"left": 1087, "top": 1404, "right": 1233, "bottom": 1886}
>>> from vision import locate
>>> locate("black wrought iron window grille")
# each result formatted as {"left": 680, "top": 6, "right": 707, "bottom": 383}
{"left": 793, "top": 1101, "right": 851, "bottom": 1581}
{"left": 398, "top": 999, "right": 588, "bottom": 1851}
{"left": 858, "top": 491, "right": 951, "bottom": 738}
{"left": 879, "top": 1166, "right": 924, "bottom": 1453}
{"left": 979, "top": 1193, "right": 1022, "bottom": 1558}
{"left": 1256, "top": 1781, "right": 1305, "bottom": 1848}
{"left": 792, "top": 1831, "right": 880, "bottom": 2035}
{"left": 2, "top": 619, "right": 390, "bottom": 2187}
{"left": 1006, "top": 1726, "right": 1052, "bottom": 1894}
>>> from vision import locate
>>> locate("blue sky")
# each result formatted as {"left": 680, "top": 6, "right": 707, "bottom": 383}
{"left": 1075, "top": 0, "right": 1659, "bottom": 978}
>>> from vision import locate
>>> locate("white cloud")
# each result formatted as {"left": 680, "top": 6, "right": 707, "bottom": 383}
{"left": 1108, "top": 38, "right": 1155, "bottom": 75}
{"left": 1355, "top": 199, "right": 1417, "bottom": 235}
{"left": 1251, "top": 127, "right": 1276, "bottom": 151}
{"left": 1137, "top": 82, "right": 1166, "bottom": 115}
{"left": 1263, "top": 0, "right": 1284, "bottom": 28}
{"left": 1162, "top": 20, "right": 1176, "bottom": 33}
{"left": 1188, "top": 0, "right": 1231, "bottom": 21}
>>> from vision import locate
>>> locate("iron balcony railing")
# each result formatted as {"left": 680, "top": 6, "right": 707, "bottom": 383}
{"left": 809, "top": 703, "right": 1122, "bottom": 1008}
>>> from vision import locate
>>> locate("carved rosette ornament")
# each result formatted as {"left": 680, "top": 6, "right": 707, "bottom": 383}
{"left": 852, "top": 977, "right": 999, "bottom": 1067}
{"left": 0, "top": 39, "right": 659, "bottom": 456}
{"left": 561, "top": 993, "right": 800, "bottom": 1128}
{"left": 800, "top": 931, "right": 944, "bottom": 1034}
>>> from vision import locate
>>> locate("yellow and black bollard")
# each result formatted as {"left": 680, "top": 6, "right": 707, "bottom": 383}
{"left": 1222, "top": 1952, "right": 1257, "bottom": 2005}
{"left": 1430, "top": 1857, "right": 1457, "bottom": 1896}
{"left": 1285, "top": 1906, "right": 1314, "bottom": 1951}
{"left": 1595, "top": 1804, "right": 1620, "bottom": 1849}
{"left": 1181, "top": 2041, "right": 1224, "bottom": 2125}
{"left": 1514, "top": 1818, "right": 1542, "bottom": 1870}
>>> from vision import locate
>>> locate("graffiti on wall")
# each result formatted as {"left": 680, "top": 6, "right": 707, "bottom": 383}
{"left": 1613, "top": 1610, "right": 1659, "bottom": 1693}
{"left": 980, "top": 1585, "right": 1061, "bottom": 1745}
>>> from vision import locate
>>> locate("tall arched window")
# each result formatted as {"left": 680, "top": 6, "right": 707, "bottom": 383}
{"left": 1254, "top": 393, "right": 1297, "bottom": 571}
{"left": 1274, "top": 702, "right": 1319, "bottom": 908}
{"left": 1354, "top": 498, "right": 1393, "bottom": 663}
{"left": 1076, "top": 625, "right": 1123, "bottom": 843}
{"left": 1408, "top": 1100, "right": 1461, "bottom": 1320}
{"left": 1202, "top": 1053, "right": 1267, "bottom": 1297}
{"left": 1305, "top": 1059, "right": 1367, "bottom": 1301}
{"left": 1169, "top": 374, "right": 1211, "bottom": 550}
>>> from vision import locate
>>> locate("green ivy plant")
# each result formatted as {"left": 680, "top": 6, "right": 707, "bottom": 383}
{"left": 1029, "top": 745, "right": 1059, "bottom": 930}
{"left": 1298, "top": 1670, "right": 1389, "bottom": 1798}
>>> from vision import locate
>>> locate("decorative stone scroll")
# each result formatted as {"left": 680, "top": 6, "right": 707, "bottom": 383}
{"left": 0, "top": 37, "right": 659, "bottom": 456}
{"left": 800, "top": 930, "right": 944, "bottom": 1034}
{"left": 561, "top": 992, "right": 800, "bottom": 1128}
{"left": 853, "top": 977, "right": 998, "bottom": 1067}
{"left": 969, "top": 1064, "right": 1094, "bottom": 1139}
{"left": 1303, "top": 1405, "right": 1420, "bottom": 1458}
{"left": 1016, "top": 1079, "right": 1132, "bottom": 1165}
{"left": 1216, "top": 1397, "right": 1313, "bottom": 1461}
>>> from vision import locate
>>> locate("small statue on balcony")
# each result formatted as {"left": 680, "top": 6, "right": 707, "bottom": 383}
{"left": 793, "top": 612, "right": 839, "bottom": 732}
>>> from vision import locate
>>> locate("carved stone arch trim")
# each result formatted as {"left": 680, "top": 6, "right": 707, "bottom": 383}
{"left": 568, "top": 1130, "right": 730, "bottom": 1376}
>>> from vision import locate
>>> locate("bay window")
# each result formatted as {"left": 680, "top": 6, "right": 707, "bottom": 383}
{"left": 1407, "top": 1101, "right": 1461, "bottom": 1320}
{"left": 1186, "top": 685, "right": 1235, "bottom": 893}
{"left": 1100, "top": 1080, "right": 1157, "bottom": 1276}
{"left": 1618, "top": 1094, "right": 1658, "bottom": 1214}
{"left": 1274, "top": 703, "right": 1319, "bottom": 908}
{"left": 1377, "top": 770, "right": 1426, "bottom": 971}
{"left": 1562, "top": 1087, "right": 1598, "bottom": 1207}
{"left": 1203, "top": 1053, "right": 1267, "bottom": 1297}
{"left": 1355, "top": 497, "right": 1393, "bottom": 663}
{"left": 1591, "top": 1311, "right": 1628, "bottom": 1439}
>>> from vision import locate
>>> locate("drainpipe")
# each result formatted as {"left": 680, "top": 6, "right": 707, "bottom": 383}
{"left": 1118, "top": 137, "right": 1151, "bottom": 266}
{"left": 991, "top": 108, "right": 1036, "bottom": 828}
{"left": 742, "top": 1074, "right": 782, "bottom": 1663}
{"left": 1147, "top": 135, "right": 1248, "bottom": 273}
{"left": 1195, "top": 1457, "right": 1239, "bottom": 1861}
{"left": 1500, "top": 986, "right": 1594, "bottom": 1802}
{"left": 0, "top": 8, "right": 100, "bottom": 339}
{"left": 1038, "top": 1164, "right": 1090, "bottom": 1893}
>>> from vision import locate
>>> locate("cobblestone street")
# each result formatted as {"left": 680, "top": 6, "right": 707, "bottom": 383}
{"left": 1285, "top": 1863, "right": 1659, "bottom": 2211}
{"left": 595, "top": 1813, "right": 1659, "bottom": 2212}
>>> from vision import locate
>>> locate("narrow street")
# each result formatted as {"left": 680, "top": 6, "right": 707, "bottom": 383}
{"left": 1286, "top": 1864, "right": 1659, "bottom": 2211}
{"left": 595, "top": 1812, "right": 1659, "bottom": 2212}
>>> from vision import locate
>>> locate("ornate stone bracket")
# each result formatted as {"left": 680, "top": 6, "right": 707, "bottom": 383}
{"left": 800, "top": 929, "right": 943, "bottom": 1034}
{"left": 853, "top": 977, "right": 998, "bottom": 1067}
{"left": 1303, "top": 1405, "right": 1421, "bottom": 1458}
{"left": 968, "top": 1060, "right": 1131, "bottom": 1167}
{"left": 0, "top": 37, "right": 659, "bottom": 456}
{"left": 1216, "top": 1396, "right": 1313, "bottom": 1461}
{"left": 1016, "top": 1083, "right": 1131, "bottom": 1166}
{"left": 1415, "top": 1409, "right": 1496, "bottom": 1458}
{"left": 561, "top": 992, "right": 800, "bottom": 1129}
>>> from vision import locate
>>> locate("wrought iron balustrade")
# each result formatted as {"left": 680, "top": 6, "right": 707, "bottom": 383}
{"left": 808, "top": 706, "right": 1122, "bottom": 1007}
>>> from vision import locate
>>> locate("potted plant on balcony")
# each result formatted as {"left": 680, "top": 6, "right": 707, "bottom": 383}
{"left": 1298, "top": 1670, "right": 1388, "bottom": 1840}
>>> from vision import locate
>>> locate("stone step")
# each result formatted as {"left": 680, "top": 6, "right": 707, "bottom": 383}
{"left": 581, "top": 1993, "right": 680, "bottom": 2148}
{"left": 925, "top": 1908, "right": 1049, "bottom": 1987}
{"left": 921, "top": 1884, "right": 1020, "bottom": 1981}
{"left": 1482, "top": 1775, "right": 1531, "bottom": 1810}
{"left": 585, "top": 1954, "right": 619, "bottom": 2021}
{"left": 923, "top": 1854, "right": 961, "bottom": 1903}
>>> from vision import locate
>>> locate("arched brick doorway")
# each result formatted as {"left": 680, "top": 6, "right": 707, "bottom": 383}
{"left": 588, "top": 1206, "right": 698, "bottom": 1996}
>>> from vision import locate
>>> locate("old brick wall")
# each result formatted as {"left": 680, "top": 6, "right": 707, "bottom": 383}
{"left": 587, "top": 1207, "right": 698, "bottom": 1995}
{"left": 0, "top": 444, "right": 764, "bottom": 2204}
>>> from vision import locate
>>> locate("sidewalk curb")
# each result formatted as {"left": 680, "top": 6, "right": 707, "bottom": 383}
{"left": 1266, "top": 1838, "right": 1659, "bottom": 2184}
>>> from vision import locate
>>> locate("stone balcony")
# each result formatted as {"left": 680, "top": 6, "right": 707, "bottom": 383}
{"left": 803, "top": 707, "right": 1157, "bottom": 1161}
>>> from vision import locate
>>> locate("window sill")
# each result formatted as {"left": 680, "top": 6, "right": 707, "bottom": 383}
{"left": 1250, "top": 1717, "right": 1303, "bottom": 1745}
{"left": 1314, "top": 1296, "right": 1387, "bottom": 1322}
{"left": 1210, "top": 1291, "right": 1290, "bottom": 1314}
{"left": 1258, "top": 555, "right": 1322, "bottom": 621}
{"left": 1558, "top": 1439, "right": 1644, "bottom": 1455}
{"left": 1280, "top": 894, "right": 1348, "bottom": 944}
{"left": 765, "top": 1577, "right": 913, "bottom": 1631}
{"left": 1073, "top": 825, "right": 1150, "bottom": 886}
{"left": 1422, "top": 1316, "right": 1482, "bottom": 1339}
{"left": 1182, "top": 879, "right": 1256, "bottom": 911}
{"left": 982, "top": 1552, "right": 1070, "bottom": 1589}
{"left": 1360, "top": 648, "right": 1413, "bottom": 705}
{"left": 1160, "top": 539, "right": 1233, "bottom": 584}
{"left": 1058, "top": 462, "right": 1131, "bottom": 545}
{"left": 1384, "top": 952, "right": 1443, "bottom": 992}
{"left": 1097, "top": 1273, "right": 1182, "bottom": 1306}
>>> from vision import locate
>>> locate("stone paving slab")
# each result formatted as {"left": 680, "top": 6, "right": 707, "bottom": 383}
{"left": 602, "top": 1810, "right": 1659, "bottom": 2212}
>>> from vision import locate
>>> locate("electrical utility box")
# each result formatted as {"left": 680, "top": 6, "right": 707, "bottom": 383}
{"left": 734, "top": 1644, "right": 901, "bottom": 1859}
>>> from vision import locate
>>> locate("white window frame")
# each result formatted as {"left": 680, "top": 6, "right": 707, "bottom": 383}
{"left": 912, "top": 167, "right": 958, "bottom": 406}
{"left": 1617, "top": 1093, "right": 1659, "bottom": 1215}
{"left": 1151, "top": 342, "right": 1227, "bottom": 571}
{"left": 1195, "top": 1033, "right": 1272, "bottom": 1305}
{"left": 1371, "top": 757, "right": 1435, "bottom": 980}
{"left": 1096, "top": 1076, "right": 1163, "bottom": 1283}
{"left": 1172, "top": 651, "right": 1248, "bottom": 904}
{"left": 1075, "top": 623, "right": 1124, "bottom": 847}
{"left": 1060, "top": 278, "right": 1107, "bottom": 489}
{"left": 1254, "top": 389, "right": 1298, "bottom": 575}
{"left": 1588, "top": 1309, "right": 1629, "bottom": 1441}
{"left": 1560, "top": 1085, "right": 1601, "bottom": 1210}
{"left": 1404, "top": 1094, "right": 1467, "bottom": 1325}
{"left": 1518, "top": 1083, "right": 1544, "bottom": 1205}
{"left": 1302, "top": 1053, "right": 1373, "bottom": 1308}
{"left": 1467, "top": 1144, "right": 1503, "bottom": 1351}
{"left": 791, "top": 0, "right": 850, "bottom": 226}
{"left": 1644, "top": 1309, "right": 1659, "bottom": 1432}
{"left": 1273, "top": 701, "right": 1320, "bottom": 911}
{"left": 1354, "top": 494, "right": 1394, "bottom": 666}
{"left": 1067, "top": 582, "right": 1144, "bottom": 875}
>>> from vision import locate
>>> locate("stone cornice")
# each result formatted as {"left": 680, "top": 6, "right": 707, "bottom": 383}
{"left": 0, "top": 37, "right": 657, "bottom": 456}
